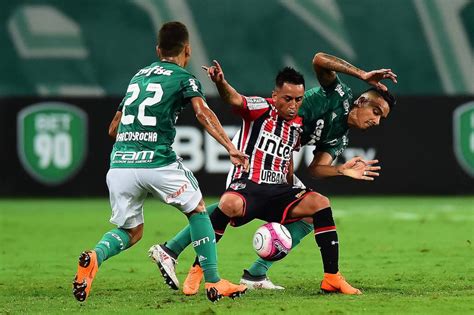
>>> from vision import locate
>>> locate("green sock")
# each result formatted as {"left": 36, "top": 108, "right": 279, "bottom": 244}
{"left": 188, "top": 211, "right": 220, "bottom": 283}
{"left": 248, "top": 220, "right": 313, "bottom": 276}
{"left": 94, "top": 228, "right": 131, "bottom": 267}
{"left": 165, "top": 203, "right": 219, "bottom": 256}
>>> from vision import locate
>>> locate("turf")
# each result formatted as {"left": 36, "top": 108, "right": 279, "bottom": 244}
{"left": 0, "top": 197, "right": 473, "bottom": 314}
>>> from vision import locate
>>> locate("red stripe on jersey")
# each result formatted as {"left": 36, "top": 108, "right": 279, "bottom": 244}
{"left": 233, "top": 119, "right": 252, "bottom": 179}
{"left": 229, "top": 96, "right": 303, "bottom": 185}
{"left": 272, "top": 118, "right": 291, "bottom": 173}
{"left": 314, "top": 225, "right": 337, "bottom": 234}
{"left": 251, "top": 115, "right": 276, "bottom": 183}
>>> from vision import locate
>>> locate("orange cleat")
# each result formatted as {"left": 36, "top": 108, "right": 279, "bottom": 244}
{"left": 205, "top": 279, "right": 247, "bottom": 302}
{"left": 183, "top": 265, "right": 204, "bottom": 295}
{"left": 73, "top": 250, "right": 99, "bottom": 302}
{"left": 320, "top": 272, "right": 362, "bottom": 295}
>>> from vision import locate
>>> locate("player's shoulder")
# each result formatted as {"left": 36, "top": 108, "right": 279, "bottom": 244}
{"left": 301, "top": 87, "right": 329, "bottom": 116}
{"left": 303, "top": 86, "right": 326, "bottom": 100}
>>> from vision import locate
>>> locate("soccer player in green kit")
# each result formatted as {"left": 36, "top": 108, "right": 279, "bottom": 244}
{"left": 151, "top": 52, "right": 396, "bottom": 295}
{"left": 72, "top": 22, "right": 248, "bottom": 303}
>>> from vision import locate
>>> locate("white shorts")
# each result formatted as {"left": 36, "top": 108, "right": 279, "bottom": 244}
{"left": 106, "top": 160, "right": 202, "bottom": 229}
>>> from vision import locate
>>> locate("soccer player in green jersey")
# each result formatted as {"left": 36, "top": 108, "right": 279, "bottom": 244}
{"left": 150, "top": 52, "right": 396, "bottom": 296}
{"left": 239, "top": 52, "right": 397, "bottom": 293}
{"left": 72, "top": 21, "right": 248, "bottom": 303}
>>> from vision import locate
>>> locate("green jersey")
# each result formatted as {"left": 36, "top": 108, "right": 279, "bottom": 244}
{"left": 299, "top": 76, "right": 352, "bottom": 159}
{"left": 110, "top": 61, "right": 205, "bottom": 168}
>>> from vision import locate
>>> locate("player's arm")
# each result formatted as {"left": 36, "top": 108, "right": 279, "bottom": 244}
{"left": 191, "top": 96, "right": 248, "bottom": 168}
{"left": 308, "top": 151, "right": 380, "bottom": 181}
{"left": 202, "top": 60, "right": 244, "bottom": 108}
{"left": 108, "top": 111, "right": 122, "bottom": 138}
{"left": 312, "top": 52, "right": 397, "bottom": 91}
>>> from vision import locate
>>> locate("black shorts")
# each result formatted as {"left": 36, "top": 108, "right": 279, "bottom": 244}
{"left": 225, "top": 178, "right": 313, "bottom": 227}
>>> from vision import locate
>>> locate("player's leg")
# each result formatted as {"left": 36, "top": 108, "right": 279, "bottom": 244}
{"left": 242, "top": 218, "right": 313, "bottom": 289}
{"left": 147, "top": 202, "right": 219, "bottom": 294}
{"left": 187, "top": 200, "right": 247, "bottom": 301}
{"left": 146, "top": 162, "right": 246, "bottom": 301}
{"left": 155, "top": 202, "right": 219, "bottom": 260}
{"left": 239, "top": 184, "right": 312, "bottom": 289}
{"left": 289, "top": 192, "right": 361, "bottom": 294}
{"left": 182, "top": 192, "right": 245, "bottom": 295}
{"left": 242, "top": 176, "right": 315, "bottom": 288}
{"left": 73, "top": 168, "right": 147, "bottom": 302}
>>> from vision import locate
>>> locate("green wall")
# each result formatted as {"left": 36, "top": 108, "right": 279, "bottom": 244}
{"left": 1, "top": 0, "right": 473, "bottom": 97}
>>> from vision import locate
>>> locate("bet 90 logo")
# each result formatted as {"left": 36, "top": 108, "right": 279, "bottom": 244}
{"left": 17, "top": 102, "right": 87, "bottom": 185}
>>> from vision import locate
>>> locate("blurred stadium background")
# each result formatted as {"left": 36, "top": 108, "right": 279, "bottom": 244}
{"left": 1, "top": 1, "right": 473, "bottom": 313}
{"left": 0, "top": 0, "right": 473, "bottom": 196}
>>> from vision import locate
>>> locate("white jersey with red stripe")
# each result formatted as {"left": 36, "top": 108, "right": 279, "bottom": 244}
{"left": 226, "top": 96, "right": 303, "bottom": 186}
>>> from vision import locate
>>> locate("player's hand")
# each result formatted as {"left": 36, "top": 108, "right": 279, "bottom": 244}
{"left": 361, "top": 69, "right": 397, "bottom": 91}
{"left": 228, "top": 147, "right": 249, "bottom": 171}
{"left": 201, "top": 60, "right": 225, "bottom": 84}
{"left": 340, "top": 156, "right": 381, "bottom": 181}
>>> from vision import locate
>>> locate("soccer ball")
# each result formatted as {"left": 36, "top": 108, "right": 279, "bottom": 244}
{"left": 253, "top": 222, "right": 292, "bottom": 261}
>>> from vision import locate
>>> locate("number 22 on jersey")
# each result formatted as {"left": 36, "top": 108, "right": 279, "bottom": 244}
{"left": 121, "top": 83, "right": 163, "bottom": 126}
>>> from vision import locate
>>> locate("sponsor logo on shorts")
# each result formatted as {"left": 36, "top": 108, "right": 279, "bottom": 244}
{"left": 295, "top": 190, "right": 307, "bottom": 199}
{"left": 229, "top": 181, "right": 246, "bottom": 190}
{"left": 166, "top": 183, "right": 188, "bottom": 202}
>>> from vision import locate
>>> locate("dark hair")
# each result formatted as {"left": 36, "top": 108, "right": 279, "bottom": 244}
{"left": 275, "top": 67, "right": 305, "bottom": 89}
{"left": 363, "top": 87, "right": 396, "bottom": 109}
{"left": 158, "top": 21, "right": 189, "bottom": 57}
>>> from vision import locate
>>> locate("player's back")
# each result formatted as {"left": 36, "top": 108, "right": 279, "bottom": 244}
{"left": 111, "top": 61, "right": 204, "bottom": 168}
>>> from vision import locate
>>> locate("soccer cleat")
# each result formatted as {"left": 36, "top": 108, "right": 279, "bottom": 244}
{"left": 320, "top": 272, "right": 362, "bottom": 295}
{"left": 148, "top": 244, "right": 179, "bottom": 290}
{"left": 205, "top": 279, "right": 247, "bottom": 302}
{"left": 239, "top": 269, "right": 284, "bottom": 290}
{"left": 72, "top": 250, "right": 99, "bottom": 302}
{"left": 183, "top": 265, "right": 204, "bottom": 295}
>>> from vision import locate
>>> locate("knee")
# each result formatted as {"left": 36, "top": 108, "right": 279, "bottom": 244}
{"left": 187, "top": 199, "right": 206, "bottom": 217}
{"left": 219, "top": 195, "right": 244, "bottom": 218}
{"left": 303, "top": 217, "right": 313, "bottom": 225}
{"left": 309, "top": 193, "right": 330, "bottom": 213}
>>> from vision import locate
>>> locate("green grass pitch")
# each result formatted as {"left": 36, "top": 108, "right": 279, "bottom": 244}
{"left": 0, "top": 196, "right": 473, "bottom": 314}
